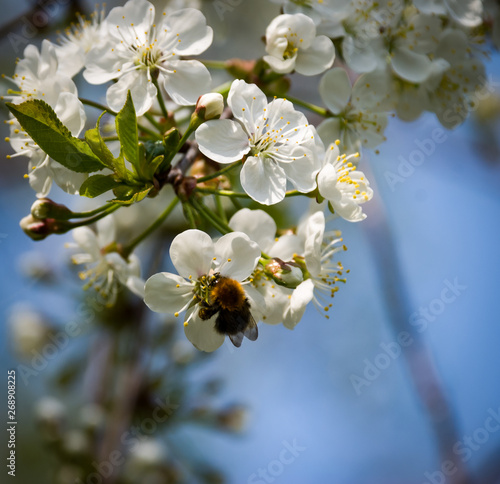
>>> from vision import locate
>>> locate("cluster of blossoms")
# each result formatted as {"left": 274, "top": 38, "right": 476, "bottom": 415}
{"left": 2, "top": 0, "right": 495, "bottom": 352}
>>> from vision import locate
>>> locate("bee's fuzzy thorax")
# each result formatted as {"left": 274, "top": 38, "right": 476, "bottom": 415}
{"left": 210, "top": 277, "right": 247, "bottom": 312}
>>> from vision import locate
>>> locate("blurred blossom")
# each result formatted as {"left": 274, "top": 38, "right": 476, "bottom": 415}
{"left": 8, "top": 304, "right": 52, "bottom": 358}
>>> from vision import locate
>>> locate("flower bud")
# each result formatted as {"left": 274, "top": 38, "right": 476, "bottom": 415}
{"left": 265, "top": 258, "right": 304, "bottom": 288}
{"left": 20, "top": 214, "right": 71, "bottom": 240}
{"left": 195, "top": 93, "right": 224, "bottom": 121}
{"left": 31, "top": 198, "right": 72, "bottom": 220}
{"left": 20, "top": 215, "right": 51, "bottom": 241}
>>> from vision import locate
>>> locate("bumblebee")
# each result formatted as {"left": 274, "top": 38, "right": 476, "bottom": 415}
{"left": 198, "top": 274, "right": 258, "bottom": 348}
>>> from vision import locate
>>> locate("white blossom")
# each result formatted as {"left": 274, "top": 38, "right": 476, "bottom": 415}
{"left": 195, "top": 79, "right": 323, "bottom": 205}
{"left": 284, "top": 211, "right": 347, "bottom": 326}
{"left": 264, "top": 13, "right": 335, "bottom": 76}
{"left": 55, "top": 5, "right": 107, "bottom": 78}
{"left": 317, "top": 68, "right": 389, "bottom": 154}
{"left": 144, "top": 229, "right": 263, "bottom": 352}
{"left": 83, "top": 0, "right": 213, "bottom": 115}
{"left": 3, "top": 40, "right": 87, "bottom": 197}
{"left": 67, "top": 216, "right": 145, "bottom": 305}
{"left": 317, "top": 142, "right": 373, "bottom": 222}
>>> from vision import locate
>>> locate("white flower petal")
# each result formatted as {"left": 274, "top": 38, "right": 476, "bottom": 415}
{"left": 170, "top": 229, "right": 214, "bottom": 279}
{"left": 245, "top": 284, "right": 267, "bottom": 323}
{"left": 126, "top": 276, "right": 145, "bottom": 298}
{"left": 295, "top": 35, "right": 335, "bottom": 76}
{"left": 48, "top": 161, "right": 87, "bottom": 195}
{"left": 228, "top": 209, "right": 277, "bottom": 253}
{"left": 391, "top": 47, "right": 433, "bottom": 83}
{"left": 184, "top": 312, "right": 225, "bottom": 352}
{"left": 196, "top": 119, "right": 249, "bottom": 164}
{"left": 164, "top": 8, "right": 213, "bottom": 55}
{"left": 319, "top": 68, "right": 352, "bottom": 115}
{"left": 73, "top": 227, "right": 101, "bottom": 260}
{"left": 228, "top": 80, "right": 268, "bottom": 129}
{"left": 304, "top": 211, "right": 325, "bottom": 277}
{"left": 317, "top": 117, "right": 343, "bottom": 147}
{"left": 107, "top": 70, "right": 157, "bottom": 116}
{"left": 317, "top": 163, "right": 341, "bottom": 202}
{"left": 214, "top": 232, "right": 260, "bottom": 281}
{"left": 270, "top": 234, "right": 303, "bottom": 261}
{"left": 144, "top": 272, "right": 193, "bottom": 314}
{"left": 162, "top": 59, "right": 212, "bottom": 106}
{"left": 96, "top": 217, "right": 116, "bottom": 248}
{"left": 263, "top": 54, "right": 297, "bottom": 75}
{"left": 444, "top": 0, "right": 482, "bottom": 27}
{"left": 342, "top": 35, "right": 379, "bottom": 73}
{"left": 284, "top": 279, "right": 314, "bottom": 330}
{"left": 240, "top": 156, "right": 287, "bottom": 205}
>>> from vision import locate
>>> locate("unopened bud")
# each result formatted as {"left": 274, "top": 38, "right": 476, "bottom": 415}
{"left": 31, "top": 198, "right": 72, "bottom": 220}
{"left": 195, "top": 93, "right": 224, "bottom": 121}
{"left": 20, "top": 214, "right": 71, "bottom": 241}
{"left": 163, "top": 127, "right": 181, "bottom": 152}
{"left": 265, "top": 258, "right": 304, "bottom": 288}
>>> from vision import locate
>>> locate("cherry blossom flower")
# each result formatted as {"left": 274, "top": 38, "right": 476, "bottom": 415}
{"left": 55, "top": 4, "right": 107, "bottom": 78}
{"left": 195, "top": 80, "right": 323, "bottom": 205}
{"left": 264, "top": 13, "right": 335, "bottom": 76}
{"left": 83, "top": 0, "right": 213, "bottom": 115}
{"left": 68, "top": 217, "right": 145, "bottom": 306}
{"left": 317, "top": 142, "right": 373, "bottom": 222}
{"left": 3, "top": 41, "right": 87, "bottom": 197}
{"left": 144, "top": 230, "right": 263, "bottom": 352}
{"left": 317, "top": 68, "right": 389, "bottom": 154}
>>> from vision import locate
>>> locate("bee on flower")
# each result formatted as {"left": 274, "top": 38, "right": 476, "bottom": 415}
{"left": 144, "top": 230, "right": 265, "bottom": 351}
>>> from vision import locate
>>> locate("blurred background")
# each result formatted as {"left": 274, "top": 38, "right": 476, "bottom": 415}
{"left": 1, "top": 0, "right": 500, "bottom": 483}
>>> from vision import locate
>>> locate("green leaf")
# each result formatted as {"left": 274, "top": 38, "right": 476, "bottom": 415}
{"left": 7, "top": 100, "right": 104, "bottom": 173}
{"left": 85, "top": 112, "right": 115, "bottom": 170}
{"left": 80, "top": 174, "right": 122, "bottom": 198}
{"left": 116, "top": 91, "right": 139, "bottom": 166}
{"left": 112, "top": 185, "right": 153, "bottom": 205}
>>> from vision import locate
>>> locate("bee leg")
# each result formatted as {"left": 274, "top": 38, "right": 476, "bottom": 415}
{"left": 228, "top": 332, "right": 244, "bottom": 347}
{"left": 243, "top": 324, "right": 258, "bottom": 342}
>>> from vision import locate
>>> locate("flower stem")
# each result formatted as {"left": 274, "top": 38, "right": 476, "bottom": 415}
{"left": 143, "top": 113, "right": 164, "bottom": 134}
{"left": 122, "top": 196, "right": 180, "bottom": 257}
{"left": 69, "top": 204, "right": 120, "bottom": 228}
{"left": 285, "top": 190, "right": 303, "bottom": 197}
{"left": 214, "top": 193, "right": 227, "bottom": 223}
{"left": 196, "top": 161, "right": 241, "bottom": 184}
{"left": 212, "top": 80, "right": 233, "bottom": 97}
{"left": 196, "top": 187, "right": 250, "bottom": 198}
{"left": 70, "top": 202, "right": 117, "bottom": 219}
{"left": 283, "top": 95, "right": 328, "bottom": 117}
{"left": 190, "top": 197, "right": 232, "bottom": 235}
{"left": 80, "top": 98, "right": 117, "bottom": 116}
{"left": 201, "top": 60, "right": 228, "bottom": 70}
{"left": 182, "top": 202, "right": 198, "bottom": 229}
{"left": 152, "top": 78, "right": 170, "bottom": 121}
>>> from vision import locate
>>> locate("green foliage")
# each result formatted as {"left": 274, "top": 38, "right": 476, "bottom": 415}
{"left": 83, "top": 92, "right": 166, "bottom": 204}
{"left": 7, "top": 100, "right": 105, "bottom": 173}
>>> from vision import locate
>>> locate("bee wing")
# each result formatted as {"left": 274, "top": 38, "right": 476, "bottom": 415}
{"left": 229, "top": 332, "right": 244, "bottom": 347}
{"left": 243, "top": 316, "right": 258, "bottom": 342}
